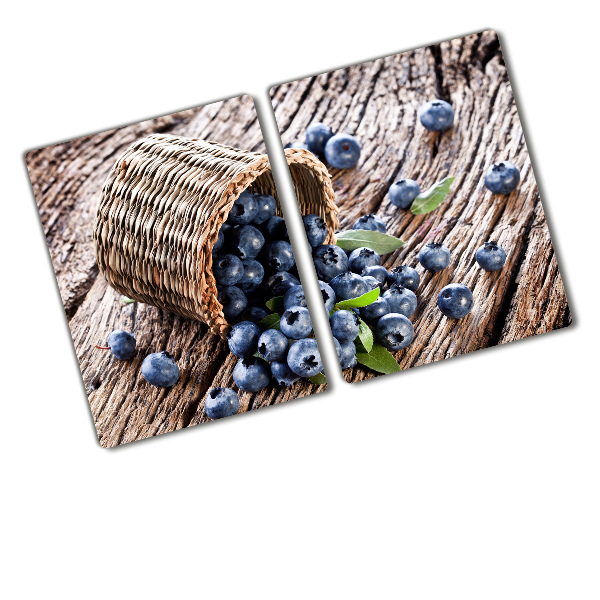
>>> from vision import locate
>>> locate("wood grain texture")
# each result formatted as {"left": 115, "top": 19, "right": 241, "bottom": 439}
{"left": 269, "top": 30, "right": 570, "bottom": 383}
{"left": 26, "top": 96, "right": 325, "bottom": 448}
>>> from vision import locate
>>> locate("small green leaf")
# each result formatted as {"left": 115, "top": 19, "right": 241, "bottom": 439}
{"left": 357, "top": 318, "right": 373, "bottom": 353}
{"left": 335, "top": 230, "right": 404, "bottom": 254}
{"left": 355, "top": 343, "right": 402, "bottom": 374}
{"left": 354, "top": 337, "right": 367, "bottom": 353}
{"left": 410, "top": 176, "right": 455, "bottom": 215}
{"left": 335, "top": 288, "right": 380, "bottom": 309}
{"left": 258, "top": 314, "right": 280, "bottom": 330}
{"left": 309, "top": 373, "right": 327, "bottom": 385}
{"left": 266, "top": 296, "right": 284, "bottom": 314}
{"left": 121, "top": 296, "right": 136, "bottom": 304}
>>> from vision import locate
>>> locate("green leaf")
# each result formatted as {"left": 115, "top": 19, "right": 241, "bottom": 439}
{"left": 335, "top": 230, "right": 404, "bottom": 254}
{"left": 265, "top": 296, "right": 284, "bottom": 314}
{"left": 354, "top": 337, "right": 367, "bottom": 353}
{"left": 410, "top": 176, "right": 455, "bottom": 215}
{"left": 258, "top": 314, "right": 280, "bottom": 330}
{"left": 309, "top": 373, "right": 327, "bottom": 385}
{"left": 121, "top": 296, "right": 136, "bottom": 304}
{"left": 335, "top": 287, "right": 380, "bottom": 309}
{"left": 357, "top": 318, "right": 373, "bottom": 353}
{"left": 355, "top": 343, "right": 402, "bottom": 374}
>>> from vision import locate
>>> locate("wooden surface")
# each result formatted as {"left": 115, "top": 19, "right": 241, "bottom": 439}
{"left": 270, "top": 30, "right": 570, "bottom": 383}
{"left": 26, "top": 95, "right": 325, "bottom": 449}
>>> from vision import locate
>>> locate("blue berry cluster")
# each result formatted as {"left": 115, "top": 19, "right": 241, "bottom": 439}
{"left": 213, "top": 190, "right": 298, "bottom": 325}
{"left": 317, "top": 242, "right": 421, "bottom": 353}
{"left": 285, "top": 122, "right": 361, "bottom": 170}
{"left": 213, "top": 211, "right": 343, "bottom": 397}
{"left": 225, "top": 310, "right": 322, "bottom": 394}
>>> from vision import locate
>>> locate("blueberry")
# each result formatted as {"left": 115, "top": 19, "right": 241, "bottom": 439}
{"left": 339, "top": 340, "right": 357, "bottom": 369}
{"left": 303, "top": 214, "right": 328, "bottom": 247}
{"left": 228, "top": 225, "right": 265, "bottom": 260}
{"left": 213, "top": 229, "right": 225, "bottom": 254}
{"left": 476, "top": 241, "right": 507, "bottom": 271}
{"left": 312, "top": 244, "right": 349, "bottom": 282}
{"left": 319, "top": 280, "right": 336, "bottom": 313}
{"left": 103, "top": 329, "right": 136, "bottom": 360}
{"left": 419, "top": 99, "right": 454, "bottom": 132}
{"left": 280, "top": 306, "right": 313, "bottom": 339}
{"left": 233, "top": 357, "right": 271, "bottom": 392}
{"left": 360, "top": 297, "right": 391, "bottom": 324}
{"left": 329, "top": 309, "right": 360, "bottom": 343}
{"left": 218, "top": 286, "right": 248, "bottom": 322}
{"left": 287, "top": 338, "right": 322, "bottom": 378}
{"left": 418, "top": 243, "right": 451, "bottom": 272}
{"left": 283, "top": 285, "right": 307, "bottom": 310}
{"left": 386, "top": 265, "right": 420, "bottom": 292}
{"left": 258, "top": 216, "right": 289, "bottom": 241}
{"left": 228, "top": 190, "right": 258, "bottom": 225}
{"left": 237, "top": 258, "right": 264, "bottom": 294}
{"left": 263, "top": 241, "right": 295, "bottom": 273}
{"left": 382, "top": 285, "right": 418, "bottom": 318}
{"left": 213, "top": 254, "right": 244, "bottom": 286}
{"left": 205, "top": 387, "right": 239, "bottom": 419}
{"left": 388, "top": 179, "right": 421, "bottom": 209}
{"left": 240, "top": 306, "right": 269, "bottom": 323}
{"left": 437, "top": 284, "right": 473, "bottom": 319}
{"left": 353, "top": 213, "right": 386, "bottom": 234}
{"left": 348, "top": 247, "right": 381, "bottom": 274}
{"left": 253, "top": 194, "right": 277, "bottom": 224}
{"left": 305, "top": 122, "right": 334, "bottom": 155}
{"left": 484, "top": 161, "right": 520, "bottom": 195}
{"left": 227, "top": 321, "right": 260, "bottom": 358}
{"left": 271, "top": 361, "right": 300, "bottom": 386}
{"left": 257, "top": 329, "right": 288, "bottom": 362}
{"left": 329, "top": 272, "right": 369, "bottom": 301}
{"left": 324, "top": 133, "right": 361, "bottom": 169}
{"left": 361, "top": 265, "right": 388, "bottom": 287}
{"left": 141, "top": 351, "right": 179, "bottom": 387}
{"left": 362, "top": 275, "right": 381, "bottom": 291}
{"left": 375, "top": 313, "right": 414, "bottom": 351}
{"left": 264, "top": 272, "right": 300, "bottom": 296}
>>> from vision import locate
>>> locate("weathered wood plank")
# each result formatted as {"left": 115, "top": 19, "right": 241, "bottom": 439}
{"left": 270, "top": 30, "right": 570, "bottom": 383}
{"left": 27, "top": 96, "right": 325, "bottom": 448}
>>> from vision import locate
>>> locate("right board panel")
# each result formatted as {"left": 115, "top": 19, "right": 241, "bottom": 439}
{"left": 269, "top": 30, "right": 571, "bottom": 382}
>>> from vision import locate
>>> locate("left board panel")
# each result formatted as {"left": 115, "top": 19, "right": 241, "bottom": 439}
{"left": 26, "top": 95, "right": 330, "bottom": 448}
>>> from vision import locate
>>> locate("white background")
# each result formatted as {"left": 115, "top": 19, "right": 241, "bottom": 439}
{"left": 1, "top": 2, "right": 598, "bottom": 598}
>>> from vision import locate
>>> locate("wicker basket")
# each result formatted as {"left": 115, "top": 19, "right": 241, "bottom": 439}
{"left": 93, "top": 134, "right": 338, "bottom": 337}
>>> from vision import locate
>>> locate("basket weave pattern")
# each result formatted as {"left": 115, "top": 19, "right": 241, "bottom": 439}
{"left": 93, "top": 134, "right": 337, "bottom": 336}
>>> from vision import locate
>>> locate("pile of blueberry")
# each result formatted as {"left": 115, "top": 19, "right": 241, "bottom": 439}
{"left": 285, "top": 122, "right": 361, "bottom": 170}
{"left": 309, "top": 212, "right": 507, "bottom": 354}
{"left": 227, "top": 312, "right": 322, "bottom": 388}
{"left": 212, "top": 189, "right": 297, "bottom": 325}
